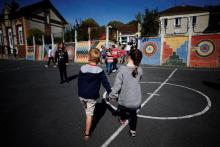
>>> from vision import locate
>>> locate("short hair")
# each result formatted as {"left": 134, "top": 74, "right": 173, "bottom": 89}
{"left": 88, "top": 48, "right": 101, "bottom": 63}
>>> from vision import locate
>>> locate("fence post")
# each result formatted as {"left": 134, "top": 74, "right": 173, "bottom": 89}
{"left": 25, "top": 39, "right": 28, "bottom": 60}
{"left": 42, "top": 35, "right": 45, "bottom": 61}
{"left": 105, "top": 26, "right": 109, "bottom": 48}
{"left": 187, "top": 16, "right": 192, "bottom": 67}
{"left": 51, "top": 33, "right": 54, "bottom": 52}
{"left": 137, "top": 23, "right": 141, "bottom": 50}
{"left": 33, "top": 36, "right": 35, "bottom": 61}
{"left": 74, "top": 29, "right": 77, "bottom": 62}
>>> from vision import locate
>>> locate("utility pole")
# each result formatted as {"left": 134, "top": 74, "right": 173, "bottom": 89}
{"left": 74, "top": 28, "right": 77, "bottom": 62}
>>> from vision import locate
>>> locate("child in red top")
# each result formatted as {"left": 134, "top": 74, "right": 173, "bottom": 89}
{"left": 112, "top": 45, "right": 119, "bottom": 72}
{"left": 120, "top": 46, "right": 126, "bottom": 64}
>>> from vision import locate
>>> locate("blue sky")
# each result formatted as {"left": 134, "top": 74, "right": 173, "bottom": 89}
{"left": 1, "top": 0, "right": 220, "bottom": 25}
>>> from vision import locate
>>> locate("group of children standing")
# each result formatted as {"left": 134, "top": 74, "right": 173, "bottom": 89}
{"left": 101, "top": 44, "right": 126, "bottom": 75}
{"left": 78, "top": 46, "right": 143, "bottom": 140}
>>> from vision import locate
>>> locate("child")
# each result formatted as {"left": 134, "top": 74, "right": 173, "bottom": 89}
{"left": 112, "top": 45, "right": 119, "bottom": 72}
{"left": 119, "top": 46, "right": 126, "bottom": 64}
{"left": 106, "top": 48, "right": 113, "bottom": 75}
{"left": 78, "top": 48, "right": 111, "bottom": 139}
{"left": 109, "top": 49, "right": 143, "bottom": 137}
{"left": 45, "top": 45, "right": 56, "bottom": 68}
{"left": 55, "top": 42, "right": 69, "bottom": 84}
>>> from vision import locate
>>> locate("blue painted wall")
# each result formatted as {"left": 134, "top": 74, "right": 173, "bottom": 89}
{"left": 140, "top": 37, "right": 161, "bottom": 65}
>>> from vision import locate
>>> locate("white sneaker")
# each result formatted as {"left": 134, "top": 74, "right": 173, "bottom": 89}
{"left": 129, "top": 130, "right": 136, "bottom": 137}
{"left": 45, "top": 65, "right": 48, "bottom": 68}
{"left": 112, "top": 69, "right": 116, "bottom": 73}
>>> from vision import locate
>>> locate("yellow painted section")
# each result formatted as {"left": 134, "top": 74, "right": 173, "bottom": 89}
{"left": 164, "top": 36, "right": 188, "bottom": 52}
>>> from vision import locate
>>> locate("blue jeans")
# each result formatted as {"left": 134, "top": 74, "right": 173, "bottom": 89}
{"left": 107, "top": 62, "right": 113, "bottom": 74}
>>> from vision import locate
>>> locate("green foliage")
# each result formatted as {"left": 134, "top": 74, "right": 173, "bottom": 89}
{"left": 107, "top": 20, "right": 124, "bottom": 28}
{"left": 77, "top": 18, "right": 100, "bottom": 41}
{"left": 141, "top": 9, "right": 159, "bottom": 37}
{"left": 27, "top": 28, "right": 44, "bottom": 45}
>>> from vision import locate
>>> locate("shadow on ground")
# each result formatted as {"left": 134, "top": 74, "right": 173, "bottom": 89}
{"left": 203, "top": 80, "right": 220, "bottom": 90}
{"left": 68, "top": 74, "right": 78, "bottom": 81}
{"left": 90, "top": 100, "right": 107, "bottom": 133}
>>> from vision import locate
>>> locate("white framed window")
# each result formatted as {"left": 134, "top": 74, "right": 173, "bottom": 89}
{"left": 7, "top": 28, "right": 13, "bottom": 49}
{"left": 164, "top": 18, "right": 168, "bottom": 28}
{"left": 18, "top": 26, "right": 24, "bottom": 45}
{"left": 192, "top": 16, "right": 197, "bottom": 27}
{"left": 0, "top": 30, "right": 3, "bottom": 45}
{"left": 175, "top": 17, "right": 181, "bottom": 27}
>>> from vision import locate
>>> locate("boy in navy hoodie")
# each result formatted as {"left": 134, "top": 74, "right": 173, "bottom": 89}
{"left": 78, "top": 48, "right": 111, "bottom": 140}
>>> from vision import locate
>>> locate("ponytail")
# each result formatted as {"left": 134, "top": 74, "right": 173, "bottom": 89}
{"left": 132, "top": 66, "right": 138, "bottom": 78}
{"left": 129, "top": 49, "right": 143, "bottom": 78}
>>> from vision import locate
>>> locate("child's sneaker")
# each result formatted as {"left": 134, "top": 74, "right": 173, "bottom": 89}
{"left": 129, "top": 130, "right": 136, "bottom": 137}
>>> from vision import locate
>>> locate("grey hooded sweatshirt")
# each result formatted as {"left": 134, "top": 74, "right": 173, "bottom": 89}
{"left": 109, "top": 65, "right": 143, "bottom": 109}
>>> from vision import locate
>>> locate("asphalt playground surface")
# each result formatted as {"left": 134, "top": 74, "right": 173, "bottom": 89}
{"left": 0, "top": 59, "right": 220, "bottom": 147}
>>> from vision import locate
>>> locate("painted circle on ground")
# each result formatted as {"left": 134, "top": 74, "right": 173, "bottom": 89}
{"left": 195, "top": 40, "right": 215, "bottom": 57}
{"left": 142, "top": 42, "right": 157, "bottom": 57}
{"left": 103, "top": 82, "right": 211, "bottom": 120}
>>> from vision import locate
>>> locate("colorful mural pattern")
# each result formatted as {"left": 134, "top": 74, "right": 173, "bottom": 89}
{"left": 162, "top": 36, "right": 188, "bottom": 66}
{"left": 194, "top": 40, "right": 215, "bottom": 57}
{"left": 141, "top": 37, "right": 161, "bottom": 65}
{"left": 75, "top": 40, "right": 113, "bottom": 63}
{"left": 190, "top": 34, "right": 220, "bottom": 67}
{"left": 26, "top": 46, "right": 35, "bottom": 60}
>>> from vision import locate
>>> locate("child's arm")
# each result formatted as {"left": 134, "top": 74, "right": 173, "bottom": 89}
{"left": 100, "top": 71, "right": 112, "bottom": 94}
{"left": 109, "top": 67, "right": 123, "bottom": 99}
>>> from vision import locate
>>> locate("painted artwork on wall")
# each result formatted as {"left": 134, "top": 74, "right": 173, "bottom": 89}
{"left": 141, "top": 37, "right": 161, "bottom": 65}
{"left": 75, "top": 40, "right": 114, "bottom": 63}
{"left": 65, "top": 43, "right": 75, "bottom": 61}
{"left": 26, "top": 46, "right": 35, "bottom": 60}
{"left": 162, "top": 36, "right": 188, "bottom": 66}
{"left": 190, "top": 34, "right": 220, "bottom": 67}
{"left": 76, "top": 41, "right": 89, "bottom": 63}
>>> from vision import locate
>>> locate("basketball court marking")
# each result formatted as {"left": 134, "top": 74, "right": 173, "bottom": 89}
{"left": 101, "top": 68, "right": 178, "bottom": 147}
{"left": 138, "top": 82, "right": 211, "bottom": 120}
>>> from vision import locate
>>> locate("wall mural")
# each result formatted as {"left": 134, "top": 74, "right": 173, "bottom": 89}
{"left": 141, "top": 37, "right": 161, "bottom": 65}
{"left": 75, "top": 40, "right": 113, "bottom": 63}
{"left": 76, "top": 41, "right": 89, "bottom": 63}
{"left": 26, "top": 46, "right": 35, "bottom": 60}
{"left": 162, "top": 36, "right": 188, "bottom": 66}
{"left": 65, "top": 43, "right": 75, "bottom": 61}
{"left": 190, "top": 34, "right": 220, "bottom": 67}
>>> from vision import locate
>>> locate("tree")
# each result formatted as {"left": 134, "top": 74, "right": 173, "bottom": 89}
{"left": 27, "top": 28, "right": 44, "bottom": 45}
{"left": 107, "top": 20, "right": 124, "bottom": 28}
{"left": 141, "top": 9, "right": 159, "bottom": 37}
{"left": 127, "top": 12, "right": 142, "bottom": 25}
{"left": 9, "top": 0, "right": 19, "bottom": 13}
{"left": 204, "top": 5, "right": 220, "bottom": 33}
{"left": 77, "top": 18, "right": 100, "bottom": 41}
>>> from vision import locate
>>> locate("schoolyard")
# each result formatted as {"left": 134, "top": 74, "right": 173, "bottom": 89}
{"left": 0, "top": 59, "right": 220, "bottom": 147}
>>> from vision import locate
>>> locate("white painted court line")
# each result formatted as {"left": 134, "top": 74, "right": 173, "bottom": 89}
{"left": 147, "top": 93, "right": 160, "bottom": 96}
{"left": 137, "top": 82, "right": 211, "bottom": 120}
{"left": 101, "top": 68, "right": 178, "bottom": 147}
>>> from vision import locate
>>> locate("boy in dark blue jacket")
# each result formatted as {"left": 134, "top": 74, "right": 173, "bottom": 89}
{"left": 78, "top": 48, "right": 111, "bottom": 140}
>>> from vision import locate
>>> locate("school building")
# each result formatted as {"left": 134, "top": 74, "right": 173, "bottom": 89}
{"left": 0, "top": 0, "right": 67, "bottom": 58}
